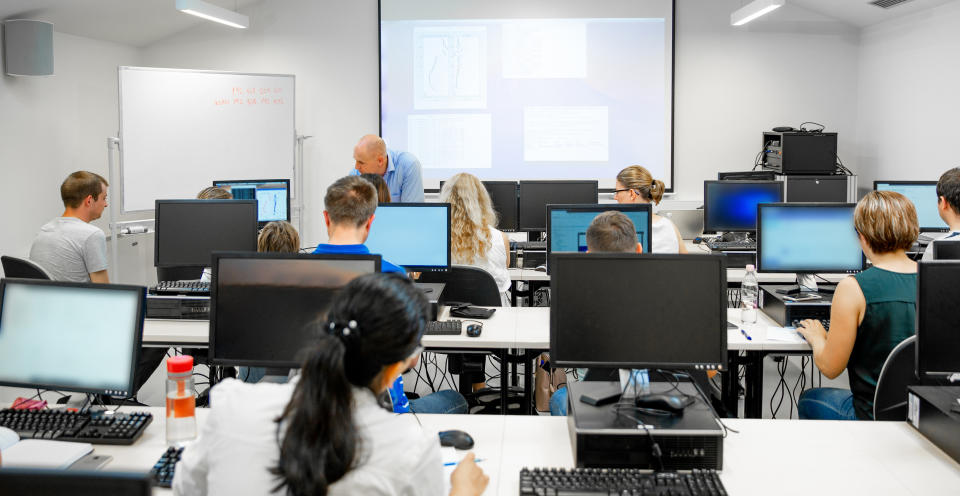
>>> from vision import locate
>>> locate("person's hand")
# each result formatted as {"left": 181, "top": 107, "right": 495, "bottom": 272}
{"left": 449, "top": 452, "right": 489, "bottom": 496}
{"left": 796, "top": 319, "right": 826, "bottom": 343}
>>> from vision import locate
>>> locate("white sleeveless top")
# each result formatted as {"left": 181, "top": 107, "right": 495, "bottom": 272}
{"left": 456, "top": 226, "right": 511, "bottom": 305}
{"left": 651, "top": 216, "right": 681, "bottom": 254}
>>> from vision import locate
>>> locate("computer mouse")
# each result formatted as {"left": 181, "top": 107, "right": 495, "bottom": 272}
{"left": 466, "top": 323, "right": 482, "bottom": 337}
{"left": 438, "top": 429, "right": 475, "bottom": 450}
{"left": 634, "top": 394, "right": 695, "bottom": 413}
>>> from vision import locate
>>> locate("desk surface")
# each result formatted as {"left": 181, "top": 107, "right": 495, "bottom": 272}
{"left": 95, "top": 407, "right": 960, "bottom": 496}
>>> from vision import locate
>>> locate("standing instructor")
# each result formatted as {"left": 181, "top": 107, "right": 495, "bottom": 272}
{"left": 351, "top": 135, "right": 424, "bottom": 202}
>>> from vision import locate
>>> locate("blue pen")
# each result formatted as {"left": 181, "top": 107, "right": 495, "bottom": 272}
{"left": 740, "top": 328, "right": 752, "bottom": 341}
{"left": 444, "top": 458, "right": 485, "bottom": 467}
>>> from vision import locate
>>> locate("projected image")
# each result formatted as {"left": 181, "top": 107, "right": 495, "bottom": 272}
{"left": 413, "top": 26, "right": 486, "bottom": 110}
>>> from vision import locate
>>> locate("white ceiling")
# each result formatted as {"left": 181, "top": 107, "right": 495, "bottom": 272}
{"left": 0, "top": 0, "right": 955, "bottom": 48}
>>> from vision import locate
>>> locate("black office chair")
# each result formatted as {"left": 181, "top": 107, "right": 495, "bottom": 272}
{"left": 932, "top": 240, "right": 960, "bottom": 260}
{"left": 1, "top": 255, "right": 51, "bottom": 279}
{"left": 874, "top": 335, "right": 919, "bottom": 421}
{"left": 418, "top": 264, "right": 504, "bottom": 306}
{"left": 0, "top": 468, "right": 151, "bottom": 495}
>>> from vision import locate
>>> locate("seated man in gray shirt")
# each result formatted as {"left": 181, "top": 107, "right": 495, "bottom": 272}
{"left": 30, "top": 171, "right": 110, "bottom": 283}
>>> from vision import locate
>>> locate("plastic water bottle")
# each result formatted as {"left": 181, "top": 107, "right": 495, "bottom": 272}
{"left": 741, "top": 264, "right": 759, "bottom": 324}
{"left": 166, "top": 355, "right": 196, "bottom": 445}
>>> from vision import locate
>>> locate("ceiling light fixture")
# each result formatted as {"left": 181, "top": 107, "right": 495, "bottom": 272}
{"left": 731, "top": 0, "right": 785, "bottom": 26}
{"left": 176, "top": 0, "right": 249, "bottom": 29}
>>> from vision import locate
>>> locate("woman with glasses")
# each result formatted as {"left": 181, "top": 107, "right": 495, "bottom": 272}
{"left": 613, "top": 165, "right": 687, "bottom": 254}
{"left": 174, "top": 273, "right": 488, "bottom": 496}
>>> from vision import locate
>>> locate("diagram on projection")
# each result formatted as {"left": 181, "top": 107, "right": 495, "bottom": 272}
{"left": 413, "top": 26, "right": 487, "bottom": 110}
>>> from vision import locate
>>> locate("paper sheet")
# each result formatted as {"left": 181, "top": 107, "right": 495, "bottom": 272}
{"left": 0, "top": 439, "right": 93, "bottom": 468}
{"left": 766, "top": 327, "right": 806, "bottom": 343}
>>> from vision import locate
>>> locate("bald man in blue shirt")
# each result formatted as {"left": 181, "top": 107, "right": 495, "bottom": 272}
{"left": 351, "top": 135, "right": 425, "bottom": 203}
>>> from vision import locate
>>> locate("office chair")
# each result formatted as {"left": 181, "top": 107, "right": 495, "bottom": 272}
{"left": 418, "top": 264, "right": 503, "bottom": 306}
{"left": 874, "top": 335, "right": 919, "bottom": 421}
{"left": 1, "top": 255, "right": 51, "bottom": 279}
{"left": 0, "top": 468, "right": 151, "bottom": 495}
{"left": 932, "top": 240, "right": 960, "bottom": 260}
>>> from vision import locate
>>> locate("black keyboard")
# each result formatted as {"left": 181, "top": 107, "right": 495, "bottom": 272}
{"left": 705, "top": 240, "right": 756, "bottom": 252}
{"left": 513, "top": 241, "right": 546, "bottom": 250}
{"left": 0, "top": 408, "right": 152, "bottom": 445}
{"left": 152, "top": 280, "right": 210, "bottom": 296}
{"left": 519, "top": 467, "right": 727, "bottom": 496}
{"left": 792, "top": 319, "right": 831, "bottom": 331}
{"left": 151, "top": 446, "right": 184, "bottom": 488}
{"left": 425, "top": 319, "right": 463, "bottom": 335}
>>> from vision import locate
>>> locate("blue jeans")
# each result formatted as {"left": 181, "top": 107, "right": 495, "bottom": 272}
{"left": 550, "top": 387, "right": 569, "bottom": 416}
{"left": 409, "top": 389, "right": 469, "bottom": 414}
{"left": 798, "top": 387, "right": 858, "bottom": 420}
{"left": 239, "top": 367, "right": 266, "bottom": 384}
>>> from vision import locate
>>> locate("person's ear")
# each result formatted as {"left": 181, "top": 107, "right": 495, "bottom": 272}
{"left": 365, "top": 215, "right": 375, "bottom": 232}
{"left": 323, "top": 211, "right": 332, "bottom": 228}
{"left": 636, "top": 243, "right": 643, "bottom": 254}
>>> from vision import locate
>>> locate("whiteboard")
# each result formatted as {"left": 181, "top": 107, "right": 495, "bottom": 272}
{"left": 119, "top": 67, "right": 295, "bottom": 212}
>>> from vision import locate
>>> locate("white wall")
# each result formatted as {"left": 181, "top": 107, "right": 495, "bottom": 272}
{"left": 856, "top": 1, "right": 960, "bottom": 187}
{"left": 0, "top": 32, "right": 139, "bottom": 276}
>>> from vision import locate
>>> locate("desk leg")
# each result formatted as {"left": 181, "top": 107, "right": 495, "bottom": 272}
{"left": 497, "top": 349, "right": 508, "bottom": 413}
{"left": 743, "top": 351, "right": 764, "bottom": 418}
{"left": 721, "top": 350, "right": 740, "bottom": 418}
{"left": 522, "top": 350, "right": 534, "bottom": 415}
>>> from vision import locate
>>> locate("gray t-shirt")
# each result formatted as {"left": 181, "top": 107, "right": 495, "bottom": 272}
{"left": 29, "top": 217, "right": 108, "bottom": 282}
{"left": 920, "top": 230, "right": 960, "bottom": 260}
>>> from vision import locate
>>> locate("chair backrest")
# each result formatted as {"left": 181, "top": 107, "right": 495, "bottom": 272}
{"left": 932, "top": 240, "right": 960, "bottom": 260}
{"left": 874, "top": 335, "right": 919, "bottom": 421}
{"left": 418, "top": 265, "right": 503, "bottom": 307}
{"left": 1, "top": 256, "right": 51, "bottom": 280}
{"left": 157, "top": 266, "right": 204, "bottom": 282}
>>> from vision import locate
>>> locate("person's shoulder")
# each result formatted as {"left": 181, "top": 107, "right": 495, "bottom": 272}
{"left": 380, "top": 259, "right": 407, "bottom": 275}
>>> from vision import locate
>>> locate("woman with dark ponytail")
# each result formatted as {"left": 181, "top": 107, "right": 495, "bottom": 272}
{"left": 173, "top": 273, "right": 488, "bottom": 496}
{"left": 613, "top": 165, "right": 687, "bottom": 254}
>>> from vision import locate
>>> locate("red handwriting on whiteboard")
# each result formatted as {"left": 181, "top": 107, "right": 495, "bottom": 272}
{"left": 215, "top": 87, "right": 286, "bottom": 106}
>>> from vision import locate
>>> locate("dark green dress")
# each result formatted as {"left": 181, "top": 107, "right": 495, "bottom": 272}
{"left": 848, "top": 267, "right": 917, "bottom": 420}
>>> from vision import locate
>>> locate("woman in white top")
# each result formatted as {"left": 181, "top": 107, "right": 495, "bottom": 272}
{"left": 613, "top": 165, "right": 687, "bottom": 254}
{"left": 173, "top": 273, "right": 488, "bottom": 496}
{"left": 439, "top": 172, "right": 512, "bottom": 306}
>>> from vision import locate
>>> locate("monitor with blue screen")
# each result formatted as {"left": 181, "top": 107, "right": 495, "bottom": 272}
{"left": 363, "top": 203, "right": 451, "bottom": 272}
{"left": 873, "top": 181, "right": 948, "bottom": 232}
{"left": 757, "top": 203, "right": 864, "bottom": 274}
{"left": 213, "top": 179, "right": 291, "bottom": 226}
{"left": 703, "top": 180, "right": 783, "bottom": 234}
{"left": 546, "top": 204, "right": 652, "bottom": 273}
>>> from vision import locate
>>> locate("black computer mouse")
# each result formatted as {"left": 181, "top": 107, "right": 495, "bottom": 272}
{"left": 438, "top": 429, "right": 475, "bottom": 450}
{"left": 466, "top": 323, "right": 482, "bottom": 337}
{"left": 634, "top": 394, "right": 695, "bottom": 414}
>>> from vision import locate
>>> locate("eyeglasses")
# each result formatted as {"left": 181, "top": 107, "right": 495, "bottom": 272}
{"left": 613, "top": 188, "right": 636, "bottom": 195}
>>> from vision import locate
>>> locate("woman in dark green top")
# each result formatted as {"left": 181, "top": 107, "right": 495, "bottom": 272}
{"left": 797, "top": 191, "right": 919, "bottom": 420}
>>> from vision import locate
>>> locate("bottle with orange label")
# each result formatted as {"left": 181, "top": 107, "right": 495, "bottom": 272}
{"left": 166, "top": 355, "right": 196, "bottom": 445}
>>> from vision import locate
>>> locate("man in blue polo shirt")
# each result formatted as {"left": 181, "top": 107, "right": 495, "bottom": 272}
{"left": 351, "top": 135, "right": 424, "bottom": 202}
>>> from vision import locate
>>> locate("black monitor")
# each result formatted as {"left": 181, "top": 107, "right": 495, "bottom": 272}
{"left": 550, "top": 253, "right": 727, "bottom": 370}
{"left": 757, "top": 203, "right": 865, "bottom": 274}
{"left": 518, "top": 180, "right": 598, "bottom": 232}
{"left": 703, "top": 180, "right": 783, "bottom": 234}
{"left": 212, "top": 179, "right": 291, "bottom": 227}
{"left": 440, "top": 180, "right": 519, "bottom": 232}
{"left": 874, "top": 181, "right": 948, "bottom": 232}
{"left": 0, "top": 279, "right": 145, "bottom": 397}
{"left": 546, "top": 204, "right": 653, "bottom": 272}
{"left": 363, "top": 203, "right": 451, "bottom": 272}
{"left": 154, "top": 199, "right": 258, "bottom": 268}
{"left": 209, "top": 252, "right": 381, "bottom": 367}
{"left": 932, "top": 240, "right": 960, "bottom": 260}
{"left": 0, "top": 469, "right": 151, "bottom": 495}
{"left": 916, "top": 261, "right": 960, "bottom": 380}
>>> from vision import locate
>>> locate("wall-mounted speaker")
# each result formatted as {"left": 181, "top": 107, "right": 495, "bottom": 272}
{"left": 3, "top": 19, "right": 54, "bottom": 76}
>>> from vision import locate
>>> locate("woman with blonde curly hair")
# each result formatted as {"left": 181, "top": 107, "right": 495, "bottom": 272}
{"left": 439, "top": 173, "right": 511, "bottom": 305}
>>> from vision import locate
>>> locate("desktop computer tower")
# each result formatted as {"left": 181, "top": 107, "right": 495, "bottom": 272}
{"left": 908, "top": 386, "right": 960, "bottom": 464}
{"left": 762, "top": 132, "right": 838, "bottom": 175}
{"left": 760, "top": 284, "right": 835, "bottom": 327}
{"left": 779, "top": 174, "right": 857, "bottom": 202}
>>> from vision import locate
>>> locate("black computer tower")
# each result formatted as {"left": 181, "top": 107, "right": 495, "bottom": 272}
{"left": 762, "top": 132, "right": 838, "bottom": 175}
{"left": 781, "top": 174, "right": 853, "bottom": 202}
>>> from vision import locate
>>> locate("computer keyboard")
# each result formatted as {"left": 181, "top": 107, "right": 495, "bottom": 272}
{"left": 425, "top": 319, "right": 463, "bottom": 335}
{"left": 791, "top": 319, "right": 830, "bottom": 331}
{"left": 0, "top": 408, "right": 153, "bottom": 445}
{"left": 151, "top": 446, "right": 184, "bottom": 488}
{"left": 152, "top": 280, "right": 211, "bottom": 296}
{"left": 705, "top": 240, "right": 756, "bottom": 252}
{"left": 513, "top": 241, "right": 547, "bottom": 250}
{"left": 519, "top": 467, "right": 727, "bottom": 496}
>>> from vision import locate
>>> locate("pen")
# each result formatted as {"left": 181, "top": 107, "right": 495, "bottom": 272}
{"left": 740, "top": 329, "right": 752, "bottom": 341}
{"left": 444, "top": 458, "right": 485, "bottom": 467}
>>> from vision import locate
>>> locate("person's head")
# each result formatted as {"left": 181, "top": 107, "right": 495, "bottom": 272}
{"left": 273, "top": 273, "right": 428, "bottom": 495}
{"left": 360, "top": 173, "right": 391, "bottom": 203}
{"left": 614, "top": 165, "right": 665, "bottom": 206}
{"left": 936, "top": 167, "right": 960, "bottom": 225}
{"left": 196, "top": 186, "right": 233, "bottom": 200}
{"left": 854, "top": 190, "right": 919, "bottom": 257}
{"left": 586, "top": 211, "right": 641, "bottom": 253}
{"left": 258, "top": 221, "right": 300, "bottom": 253}
{"left": 353, "top": 135, "right": 388, "bottom": 176}
{"left": 60, "top": 171, "right": 109, "bottom": 221}
{"left": 440, "top": 173, "right": 497, "bottom": 264}
{"left": 323, "top": 176, "right": 378, "bottom": 240}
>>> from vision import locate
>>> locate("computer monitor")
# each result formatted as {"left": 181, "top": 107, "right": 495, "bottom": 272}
{"left": 703, "top": 180, "right": 783, "bottom": 234}
{"left": 518, "top": 180, "right": 598, "bottom": 232}
{"left": 0, "top": 279, "right": 145, "bottom": 397}
{"left": 154, "top": 199, "right": 258, "bottom": 268}
{"left": 0, "top": 469, "right": 151, "bottom": 495}
{"left": 550, "top": 253, "right": 727, "bottom": 370}
{"left": 363, "top": 203, "right": 451, "bottom": 272}
{"left": 756, "top": 203, "right": 865, "bottom": 274}
{"left": 209, "top": 252, "right": 381, "bottom": 367}
{"left": 546, "top": 204, "right": 653, "bottom": 273}
{"left": 932, "top": 240, "right": 960, "bottom": 260}
{"left": 916, "top": 261, "right": 960, "bottom": 380}
{"left": 874, "top": 181, "right": 948, "bottom": 232}
{"left": 212, "top": 179, "right": 291, "bottom": 226}
{"left": 440, "top": 180, "right": 519, "bottom": 232}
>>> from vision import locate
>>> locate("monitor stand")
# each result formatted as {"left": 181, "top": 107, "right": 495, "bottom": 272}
{"left": 776, "top": 273, "right": 835, "bottom": 296}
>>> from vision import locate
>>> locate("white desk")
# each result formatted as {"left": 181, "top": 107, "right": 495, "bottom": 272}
{"left": 94, "top": 407, "right": 960, "bottom": 496}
